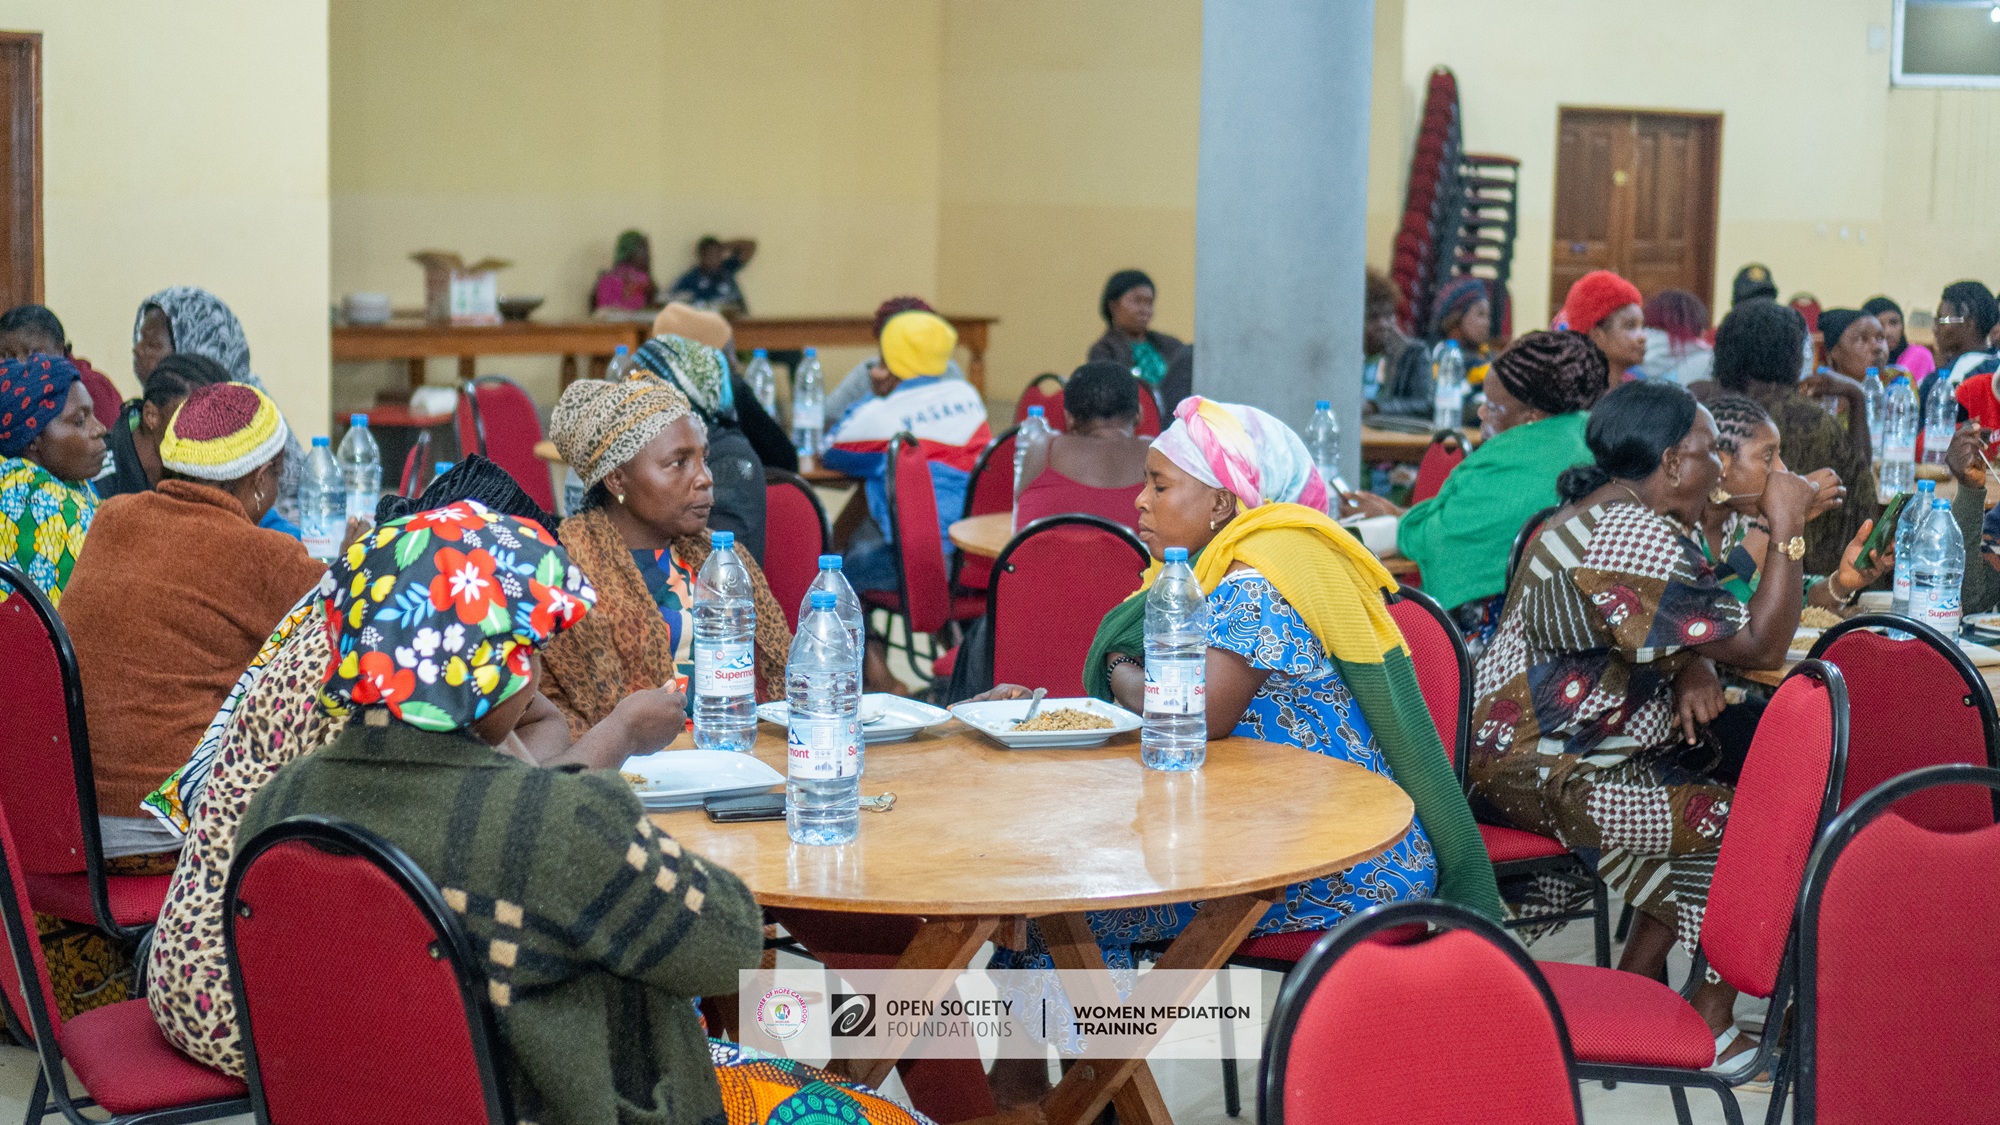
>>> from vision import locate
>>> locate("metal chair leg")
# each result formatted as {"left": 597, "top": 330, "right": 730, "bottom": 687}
{"left": 1670, "top": 1085, "right": 1694, "bottom": 1125}
{"left": 1220, "top": 1057, "right": 1241, "bottom": 1118}
{"left": 1615, "top": 902, "right": 1635, "bottom": 942}
{"left": 1591, "top": 877, "right": 1611, "bottom": 968}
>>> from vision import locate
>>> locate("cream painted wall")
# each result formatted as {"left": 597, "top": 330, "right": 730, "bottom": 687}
{"left": 935, "top": 0, "right": 1200, "bottom": 401}
{"left": 331, "top": 0, "right": 943, "bottom": 405}
{"left": 3, "top": 0, "right": 330, "bottom": 432}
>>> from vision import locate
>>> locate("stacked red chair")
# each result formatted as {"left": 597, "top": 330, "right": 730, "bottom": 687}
{"left": 1389, "top": 67, "right": 1518, "bottom": 338}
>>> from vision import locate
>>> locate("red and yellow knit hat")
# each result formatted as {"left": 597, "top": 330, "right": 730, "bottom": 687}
{"left": 159, "top": 383, "right": 290, "bottom": 480}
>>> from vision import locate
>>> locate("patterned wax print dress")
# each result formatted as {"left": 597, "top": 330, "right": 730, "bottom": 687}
{"left": 634, "top": 546, "right": 698, "bottom": 683}
{"left": 1468, "top": 499, "right": 1747, "bottom": 954}
{"left": 994, "top": 568, "right": 1438, "bottom": 986}
{"left": 0, "top": 457, "right": 96, "bottom": 605}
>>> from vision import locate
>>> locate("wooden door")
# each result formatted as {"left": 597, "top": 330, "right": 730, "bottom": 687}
{"left": 1550, "top": 108, "right": 1718, "bottom": 313}
{"left": 0, "top": 33, "right": 39, "bottom": 310}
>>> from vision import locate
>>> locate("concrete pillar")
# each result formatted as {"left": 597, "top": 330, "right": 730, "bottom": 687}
{"left": 1194, "top": 0, "right": 1375, "bottom": 485}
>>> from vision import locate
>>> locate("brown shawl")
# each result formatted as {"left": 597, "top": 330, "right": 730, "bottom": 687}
{"left": 540, "top": 507, "right": 792, "bottom": 737}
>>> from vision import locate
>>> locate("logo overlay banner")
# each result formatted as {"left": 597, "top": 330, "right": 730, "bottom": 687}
{"left": 739, "top": 966, "right": 1266, "bottom": 1060}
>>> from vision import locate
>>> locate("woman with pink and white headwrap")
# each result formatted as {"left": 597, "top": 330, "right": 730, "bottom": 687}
{"left": 1149, "top": 396, "right": 1331, "bottom": 513}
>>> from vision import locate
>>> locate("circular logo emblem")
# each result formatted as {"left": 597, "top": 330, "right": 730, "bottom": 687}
{"left": 756, "top": 988, "right": 809, "bottom": 1041}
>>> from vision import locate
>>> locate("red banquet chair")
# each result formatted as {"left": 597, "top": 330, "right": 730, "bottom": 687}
{"left": 1536, "top": 660, "right": 1850, "bottom": 1125}
{"left": 869, "top": 433, "right": 986, "bottom": 679}
{"left": 0, "top": 564, "right": 168, "bottom": 944}
{"left": 1408, "top": 431, "right": 1466, "bottom": 505}
{"left": 983, "top": 515, "right": 1150, "bottom": 697}
{"left": 398, "top": 430, "right": 433, "bottom": 499}
{"left": 1014, "top": 373, "right": 1065, "bottom": 430}
{"left": 1791, "top": 764, "right": 2000, "bottom": 1125}
{"left": 0, "top": 793, "right": 247, "bottom": 1125}
{"left": 762, "top": 468, "right": 833, "bottom": 632}
{"left": 227, "top": 816, "right": 509, "bottom": 1125}
{"left": 1257, "top": 901, "right": 1582, "bottom": 1125}
{"left": 455, "top": 375, "right": 558, "bottom": 513}
{"left": 1136, "top": 384, "right": 1164, "bottom": 437}
{"left": 1805, "top": 614, "right": 2000, "bottom": 828}
{"left": 952, "top": 428, "right": 1019, "bottom": 596}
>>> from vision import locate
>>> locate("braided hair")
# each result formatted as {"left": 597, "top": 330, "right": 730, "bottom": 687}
{"left": 376, "top": 454, "right": 560, "bottom": 536}
{"left": 1706, "top": 395, "right": 1772, "bottom": 456}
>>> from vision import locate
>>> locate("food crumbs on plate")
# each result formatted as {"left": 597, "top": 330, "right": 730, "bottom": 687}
{"left": 621, "top": 771, "right": 647, "bottom": 786}
{"left": 1013, "top": 707, "right": 1114, "bottom": 732}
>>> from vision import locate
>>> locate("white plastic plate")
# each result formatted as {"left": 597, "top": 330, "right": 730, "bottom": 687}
{"left": 949, "top": 697, "right": 1142, "bottom": 749}
{"left": 757, "top": 693, "right": 952, "bottom": 744}
{"left": 620, "top": 749, "right": 783, "bottom": 809}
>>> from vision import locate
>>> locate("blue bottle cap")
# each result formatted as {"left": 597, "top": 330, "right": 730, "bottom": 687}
{"left": 810, "top": 590, "right": 837, "bottom": 609}
{"left": 1164, "top": 547, "right": 1189, "bottom": 563}
{"left": 1934, "top": 497, "right": 1951, "bottom": 510}
{"left": 1866, "top": 366, "right": 1880, "bottom": 376}
{"left": 311, "top": 435, "right": 330, "bottom": 447}
{"left": 613, "top": 344, "right": 629, "bottom": 357}
{"left": 804, "top": 347, "right": 818, "bottom": 356}
{"left": 1028, "top": 406, "right": 1045, "bottom": 417}
{"left": 753, "top": 348, "right": 768, "bottom": 358}
{"left": 1444, "top": 341, "right": 1462, "bottom": 352}
{"left": 711, "top": 530, "right": 734, "bottom": 548}
{"left": 819, "top": 554, "right": 842, "bottom": 569}
{"left": 433, "top": 461, "right": 454, "bottom": 474}
{"left": 1316, "top": 400, "right": 1331, "bottom": 410}
{"left": 349, "top": 414, "right": 368, "bottom": 426}
{"left": 1919, "top": 479, "right": 1936, "bottom": 492}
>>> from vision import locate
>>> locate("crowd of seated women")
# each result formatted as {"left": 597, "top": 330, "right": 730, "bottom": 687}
{"left": 3, "top": 255, "right": 1996, "bottom": 1120}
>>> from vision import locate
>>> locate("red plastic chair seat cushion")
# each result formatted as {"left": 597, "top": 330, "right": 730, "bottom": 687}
{"left": 860, "top": 589, "right": 985, "bottom": 622}
{"left": 1538, "top": 961, "right": 1715, "bottom": 1069}
{"left": 1480, "top": 824, "right": 1573, "bottom": 864}
{"left": 62, "top": 999, "right": 247, "bottom": 1114}
{"left": 931, "top": 646, "right": 957, "bottom": 679}
{"left": 25, "top": 871, "right": 169, "bottom": 928}
{"left": 1232, "top": 929, "right": 1323, "bottom": 965}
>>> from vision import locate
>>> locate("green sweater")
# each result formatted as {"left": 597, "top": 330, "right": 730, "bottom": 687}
{"left": 243, "top": 714, "right": 762, "bottom": 1125}
{"left": 1397, "top": 411, "right": 1591, "bottom": 611}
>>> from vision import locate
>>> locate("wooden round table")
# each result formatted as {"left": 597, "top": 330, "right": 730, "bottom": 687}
{"left": 947, "top": 511, "right": 1015, "bottom": 559}
{"left": 651, "top": 723, "right": 1413, "bottom": 1124}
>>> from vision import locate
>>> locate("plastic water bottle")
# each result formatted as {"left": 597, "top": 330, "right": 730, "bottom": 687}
{"left": 336, "top": 415, "right": 381, "bottom": 525}
{"left": 787, "top": 590, "right": 862, "bottom": 845}
{"left": 1892, "top": 479, "right": 1937, "bottom": 616}
{"left": 300, "top": 436, "right": 343, "bottom": 560}
{"left": 792, "top": 348, "right": 826, "bottom": 461}
{"left": 746, "top": 348, "right": 779, "bottom": 415}
{"left": 692, "top": 530, "right": 758, "bottom": 751}
{"left": 606, "top": 344, "right": 633, "bottom": 382}
{"left": 1881, "top": 375, "right": 1919, "bottom": 497}
{"left": 804, "top": 554, "right": 867, "bottom": 764}
{"left": 1306, "top": 399, "right": 1349, "bottom": 502}
{"left": 1432, "top": 342, "right": 1467, "bottom": 432}
{"left": 1013, "top": 406, "right": 1054, "bottom": 528}
{"left": 1142, "top": 547, "right": 1210, "bottom": 771}
{"left": 1862, "top": 367, "right": 1886, "bottom": 461}
{"left": 1908, "top": 496, "right": 1965, "bottom": 636}
{"left": 1922, "top": 371, "right": 1959, "bottom": 465}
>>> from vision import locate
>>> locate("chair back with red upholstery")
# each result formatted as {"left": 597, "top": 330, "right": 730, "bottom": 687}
{"left": 1258, "top": 901, "right": 1581, "bottom": 1125}
{"left": 1795, "top": 764, "right": 2000, "bottom": 1125}
{"left": 884, "top": 433, "right": 958, "bottom": 635}
{"left": 953, "top": 429, "right": 1018, "bottom": 594}
{"left": 398, "top": 430, "right": 433, "bottom": 499}
{"left": 1700, "top": 660, "right": 1848, "bottom": 1003}
{"left": 1014, "top": 374, "right": 1065, "bottom": 430}
{"left": 1807, "top": 614, "right": 1999, "bottom": 829}
{"left": 1504, "top": 504, "right": 1559, "bottom": 598}
{"left": 0, "top": 565, "right": 140, "bottom": 940}
{"left": 1385, "top": 586, "right": 1471, "bottom": 781}
{"left": 762, "top": 469, "right": 833, "bottom": 632}
{"left": 228, "top": 816, "right": 510, "bottom": 1125}
{"left": 984, "top": 515, "right": 1149, "bottom": 696}
{"left": 1136, "top": 385, "right": 1164, "bottom": 437}
{"left": 454, "top": 376, "right": 557, "bottom": 512}
{"left": 1409, "top": 432, "right": 1466, "bottom": 505}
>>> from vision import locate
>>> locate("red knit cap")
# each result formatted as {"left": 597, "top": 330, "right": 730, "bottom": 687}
{"left": 1562, "top": 270, "right": 1644, "bottom": 335}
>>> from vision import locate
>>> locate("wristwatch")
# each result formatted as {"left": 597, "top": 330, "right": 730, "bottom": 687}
{"left": 1776, "top": 535, "right": 1807, "bottom": 562}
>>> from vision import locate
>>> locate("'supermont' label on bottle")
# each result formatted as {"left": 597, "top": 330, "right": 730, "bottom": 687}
{"left": 696, "top": 643, "right": 756, "bottom": 697}
{"left": 787, "top": 716, "right": 859, "bottom": 779}
{"left": 1144, "top": 657, "right": 1206, "bottom": 715}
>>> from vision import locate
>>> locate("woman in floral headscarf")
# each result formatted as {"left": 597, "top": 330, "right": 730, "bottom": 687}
{"left": 239, "top": 501, "right": 934, "bottom": 1125}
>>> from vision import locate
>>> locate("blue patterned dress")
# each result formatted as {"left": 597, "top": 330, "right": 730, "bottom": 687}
{"left": 994, "top": 570, "right": 1437, "bottom": 977}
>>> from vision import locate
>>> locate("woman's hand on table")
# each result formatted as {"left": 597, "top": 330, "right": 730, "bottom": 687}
{"left": 1802, "top": 468, "right": 1846, "bottom": 522}
{"left": 1947, "top": 421, "right": 1992, "bottom": 491}
{"left": 1672, "top": 658, "right": 1726, "bottom": 745}
{"left": 967, "top": 684, "right": 1036, "bottom": 702}
{"left": 1340, "top": 491, "right": 1403, "bottom": 519}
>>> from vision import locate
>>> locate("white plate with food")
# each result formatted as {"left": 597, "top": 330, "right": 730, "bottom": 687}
{"left": 949, "top": 697, "right": 1142, "bottom": 749}
{"left": 757, "top": 693, "right": 951, "bottom": 744}
{"left": 1965, "top": 612, "right": 2000, "bottom": 637}
{"left": 620, "top": 750, "right": 784, "bottom": 809}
